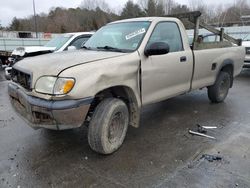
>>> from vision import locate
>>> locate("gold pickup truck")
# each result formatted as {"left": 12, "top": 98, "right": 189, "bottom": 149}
{"left": 8, "top": 12, "right": 244, "bottom": 154}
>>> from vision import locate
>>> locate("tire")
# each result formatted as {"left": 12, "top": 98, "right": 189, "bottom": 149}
{"left": 88, "top": 98, "right": 129, "bottom": 154}
{"left": 208, "top": 71, "right": 231, "bottom": 103}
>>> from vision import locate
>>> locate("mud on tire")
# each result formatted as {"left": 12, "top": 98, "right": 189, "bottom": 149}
{"left": 88, "top": 98, "right": 129, "bottom": 154}
{"left": 207, "top": 71, "right": 231, "bottom": 103}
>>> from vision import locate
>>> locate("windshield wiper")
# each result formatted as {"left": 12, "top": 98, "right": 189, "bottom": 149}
{"left": 96, "top": 46, "right": 125, "bottom": 52}
{"left": 81, "top": 45, "right": 92, "bottom": 50}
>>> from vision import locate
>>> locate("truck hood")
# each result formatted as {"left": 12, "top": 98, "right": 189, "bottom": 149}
{"left": 14, "top": 50, "right": 127, "bottom": 81}
{"left": 12, "top": 46, "right": 56, "bottom": 56}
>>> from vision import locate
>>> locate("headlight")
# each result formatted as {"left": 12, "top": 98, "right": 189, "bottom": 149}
{"left": 54, "top": 77, "right": 75, "bottom": 95}
{"left": 35, "top": 76, "right": 75, "bottom": 95}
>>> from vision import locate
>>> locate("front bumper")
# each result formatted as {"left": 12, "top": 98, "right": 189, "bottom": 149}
{"left": 8, "top": 83, "right": 93, "bottom": 130}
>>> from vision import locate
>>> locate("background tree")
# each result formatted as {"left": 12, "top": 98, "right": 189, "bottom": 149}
{"left": 9, "top": 17, "right": 21, "bottom": 31}
{"left": 156, "top": 1, "right": 165, "bottom": 16}
{"left": 171, "top": 4, "right": 190, "bottom": 14}
{"left": 80, "top": 0, "right": 110, "bottom": 12}
{"left": 138, "top": 0, "right": 148, "bottom": 12}
{"left": 121, "top": 1, "right": 145, "bottom": 18}
{"left": 162, "top": 0, "right": 176, "bottom": 15}
{"left": 3, "top": 0, "right": 250, "bottom": 32}
{"left": 146, "top": 0, "right": 157, "bottom": 16}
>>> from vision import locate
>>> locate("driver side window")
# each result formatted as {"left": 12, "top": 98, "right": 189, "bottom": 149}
{"left": 148, "top": 22, "right": 183, "bottom": 53}
{"left": 70, "top": 37, "right": 90, "bottom": 49}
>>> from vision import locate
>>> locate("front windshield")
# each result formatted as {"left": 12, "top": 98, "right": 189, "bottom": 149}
{"left": 45, "top": 35, "right": 73, "bottom": 50}
{"left": 84, "top": 21, "right": 151, "bottom": 52}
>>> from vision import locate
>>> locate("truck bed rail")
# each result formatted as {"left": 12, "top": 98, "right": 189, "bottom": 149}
{"left": 168, "top": 11, "right": 242, "bottom": 49}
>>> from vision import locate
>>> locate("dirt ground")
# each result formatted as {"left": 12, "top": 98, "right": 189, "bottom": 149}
{"left": 0, "top": 69, "right": 250, "bottom": 188}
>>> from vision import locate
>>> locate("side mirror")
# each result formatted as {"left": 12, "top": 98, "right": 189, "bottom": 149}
{"left": 67, "top": 46, "right": 77, "bottom": 51}
{"left": 144, "top": 42, "right": 169, "bottom": 56}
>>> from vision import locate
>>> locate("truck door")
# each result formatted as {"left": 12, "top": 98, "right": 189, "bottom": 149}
{"left": 141, "top": 21, "right": 193, "bottom": 105}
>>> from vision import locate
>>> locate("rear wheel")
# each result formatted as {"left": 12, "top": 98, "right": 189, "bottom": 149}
{"left": 88, "top": 98, "right": 129, "bottom": 154}
{"left": 208, "top": 71, "right": 231, "bottom": 103}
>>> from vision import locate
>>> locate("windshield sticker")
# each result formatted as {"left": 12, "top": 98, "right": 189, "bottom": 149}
{"left": 125, "top": 28, "right": 146, "bottom": 40}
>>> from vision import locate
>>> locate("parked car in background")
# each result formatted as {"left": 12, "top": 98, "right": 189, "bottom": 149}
{"left": 5, "top": 32, "right": 93, "bottom": 79}
{"left": 242, "top": 41, "right": 250, "bottom": 68}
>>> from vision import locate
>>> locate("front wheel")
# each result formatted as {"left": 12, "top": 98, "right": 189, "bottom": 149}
{"left": 88, "top": 98, "right": 129, "bottom": 154}
{"left": 207, "top": 71, "right": 231, "bottom": 103}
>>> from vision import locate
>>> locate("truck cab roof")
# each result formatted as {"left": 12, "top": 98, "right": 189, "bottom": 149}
{"left": 110, "top": 17, "right": 180, "bottom": 24}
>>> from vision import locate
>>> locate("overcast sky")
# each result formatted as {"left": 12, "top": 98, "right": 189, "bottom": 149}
{"left": 0, "top": 0, "right": 239, "bottom": 27}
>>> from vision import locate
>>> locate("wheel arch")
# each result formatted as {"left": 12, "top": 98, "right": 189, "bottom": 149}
{"left": 88, "top": 85, "right": 140, "bottom": 128}
{"left": 218, "top": 59, "right": 234, "bottom": 87}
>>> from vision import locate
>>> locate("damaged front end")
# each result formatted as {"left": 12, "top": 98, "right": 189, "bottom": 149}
{"left": 5, "top": 47, "right": 54, "bottom": 80}
{"left": 8, "top": 65, "right": 93, "bottom": 130}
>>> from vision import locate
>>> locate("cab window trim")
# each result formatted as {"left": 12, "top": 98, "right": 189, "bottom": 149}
{"left": 67, "top": 35, "right": 92, "bottom": 50}
{"left": 145, "top": 21, "right": 184, "bottom": 53}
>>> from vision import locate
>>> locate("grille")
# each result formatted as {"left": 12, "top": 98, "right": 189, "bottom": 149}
{"left": 11, "top": 68, "right": 32, "bottom": 90}
{"left": 246, "top": 47, "right": 250, "bottom": 55}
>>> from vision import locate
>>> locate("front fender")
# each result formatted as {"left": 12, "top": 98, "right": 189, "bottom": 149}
{"left": 58, "top": 52, "right": 142, "bottom": 108}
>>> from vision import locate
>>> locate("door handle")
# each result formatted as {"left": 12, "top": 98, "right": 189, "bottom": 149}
{"left": 180, "top": 56, "right": 187, "bottom": 62}
{"left": 211, "top": 63, "right": 217, "bottom": 70}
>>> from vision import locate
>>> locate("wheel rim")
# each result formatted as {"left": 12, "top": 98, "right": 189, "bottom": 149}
{"left": 218, "top": 76, "right": 230, "bottom": 98}
{"left": 108, "top": 112, "right": 125, "bottom": 144}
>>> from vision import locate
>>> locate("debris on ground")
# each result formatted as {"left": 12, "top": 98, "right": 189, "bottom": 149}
{"left": 201, "top": 126, "right": 217, "bottom": 129}
{"left": 197, "top": 124, "right": 207, "bottom": 134}
{"left": 189, "top": 124, "right": 218, "bottom": 139}
{"left": 197, "top": 124, "right": 217, "bottom": 133}
{"left": 189, "top": 130, "right": 216, "bottom": 140}
{"left": 201, "top": 154, "right": 222, "bottom": 162}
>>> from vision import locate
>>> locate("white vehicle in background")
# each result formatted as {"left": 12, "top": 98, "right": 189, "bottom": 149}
{"left": 5, "top": 32, "right": 94, "bottom": 79}
{"left": 242, "top": 41, "right": 250, "bottom": 68}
